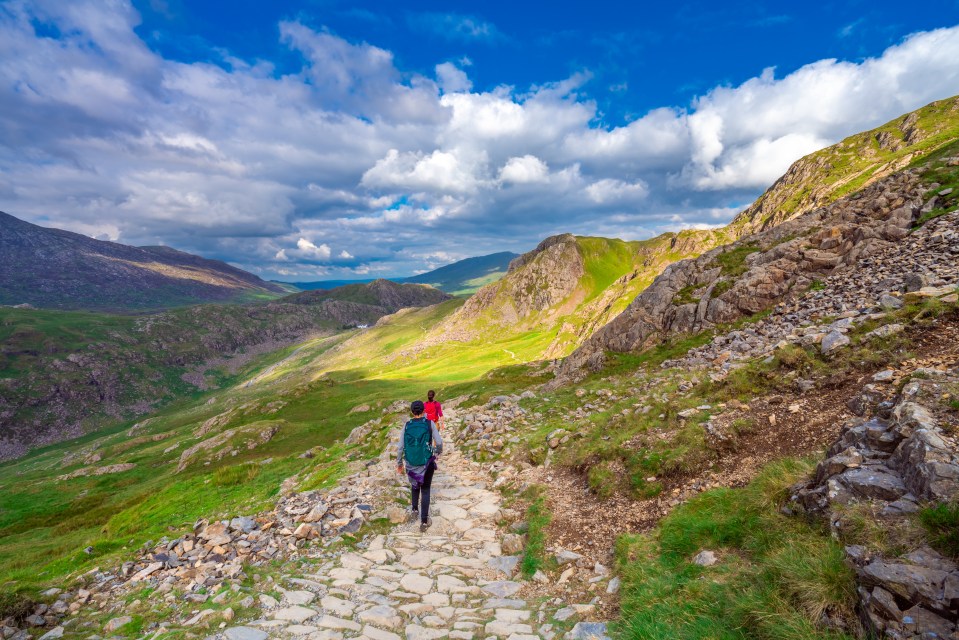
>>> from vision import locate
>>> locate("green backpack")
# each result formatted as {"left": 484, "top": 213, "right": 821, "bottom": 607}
{"left": 403, "top": 418, "right": 433, "bottom": 466}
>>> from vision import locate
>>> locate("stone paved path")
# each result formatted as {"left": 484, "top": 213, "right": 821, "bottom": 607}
{"left": 222, "top": 416, "right": 602, "bottom": 640}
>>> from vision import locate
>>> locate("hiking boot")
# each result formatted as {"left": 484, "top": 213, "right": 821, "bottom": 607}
{"left": 419, "top": 517, "right": 432, "bottom": 533}
{"left": 408, "top": 510, "right": 419, "bottom": 523}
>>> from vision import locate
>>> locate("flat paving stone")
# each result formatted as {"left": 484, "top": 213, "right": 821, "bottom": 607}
{"left": 400, "top": 573, "right": 434, "bottom": 595}
{"left": 273, "top": 606, "right": 317, "bottom": 623}
{"left": 224, "top": 628, "right": 269, "bottom": 640}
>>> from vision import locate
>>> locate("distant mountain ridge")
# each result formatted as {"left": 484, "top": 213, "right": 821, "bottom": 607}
{"left": 0, "top": 212, "right": 285, "bottom": 311}
{"left": 403, "top": 251, "right": 518, "bottom": 294}
{"left": 284, "top": 251, "right": 519, "bottom": 296}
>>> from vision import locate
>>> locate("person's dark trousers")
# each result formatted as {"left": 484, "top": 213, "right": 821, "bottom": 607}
{"left": 410, "top": 460, "right": 436, "bottom": 523}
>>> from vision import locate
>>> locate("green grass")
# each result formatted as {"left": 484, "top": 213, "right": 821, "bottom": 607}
{"left": 0, "top": 288, "right": 562, "bottom": 590}
{"left": 732, "top": 95, "right": 959, "bottom": 230}
{"left": 614, "top": 459, "right": 856, "bottom": 640}
{"left": 672, "top": 284, "right": 702, "bottom": 306}
{"left": 520, "top": 485, "right": 552, "bottom": 578}
{"left": 213, "top": 463, "right": 262, "bottom": 487}
{"left": 920, "top": 501, "right": 959, "bottom": 558}
{"left": 713, "top": 243, "right": 761, "bottom": 278}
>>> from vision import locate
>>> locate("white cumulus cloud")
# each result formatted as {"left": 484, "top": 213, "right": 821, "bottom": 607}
{"left": 2, "top": 2, "right": 959, "bottom": 280}
{"left": 499, "top": 155, "right": 550, "bottom": 184}
{"left": 295, "top": 238, "right": 332, "bottom": 260}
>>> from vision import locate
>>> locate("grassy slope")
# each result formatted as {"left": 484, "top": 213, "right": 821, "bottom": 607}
{"left": 616, "top": 460, "right": 854, "bottom": 640}
{"left": 0, "top": 299, "right": 546, "bottom": 589}
{"left": 732, "top": 95, "right": 959, "bottom": 232}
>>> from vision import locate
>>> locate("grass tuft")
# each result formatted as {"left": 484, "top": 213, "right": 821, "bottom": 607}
{"left": 919, "top": 501, "right": 959, "bottom": 558}
{"left": 212, "top": 463, "right": 261, "bottom": 487}
{"left": 520, "top": 485, "right": 552, "bottom": 579}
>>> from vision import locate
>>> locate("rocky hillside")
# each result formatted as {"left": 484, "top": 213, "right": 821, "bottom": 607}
{"left": 558, "top": 141, "right": 959, "bottom": 378}
{"left": 421, "top": 231, "right": 729, "bottom": 360}
{"left": 731, "top": 95, "right": 959, "bottom": 235}
{"left": 0, "top": 212, "right": 285, "bottom": 311}
{"left": 286, "top": 279, "right": 451, "bottom": 317}
{"left": 0, "top": 280, "right": 450, "bottom": 460}
{"left": 792, "top": 371, "right": 959, "bottom": 639}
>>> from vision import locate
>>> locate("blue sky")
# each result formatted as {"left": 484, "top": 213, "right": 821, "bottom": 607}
{"left": 2, "top": 1, "right": 959, "bottom": 280}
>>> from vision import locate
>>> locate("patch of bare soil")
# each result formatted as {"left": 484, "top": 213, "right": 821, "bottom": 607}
{"left": 522, "top": 316, "right": 959, "bottom": 613}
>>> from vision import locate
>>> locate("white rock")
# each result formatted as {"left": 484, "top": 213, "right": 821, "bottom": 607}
{"left": 315, "top": 615, "right": 361, "bottom": 632}
{"left": 363, "top": 625, "right": 402, "bottom": 640}
{"left": 358, "top": 605, "right": 401, "bottom": 630}
{"left": 321, "top": 596, "right": 355, "bottom": 616}
{"left": 283, "top": 590, "right": 316, "bottom": 606}
{"left": 259, "top": 594, "right": 279, "bottom": 609}
{"left": 224, "top": 627, "right": 268, "bottom": 640}
{"left": 273, "top": 606, "right": 317, "bottom": 623}
{"left": 405, "top": 624, "right": 447, "bottom": 640}
{"left": 400, "top": 573, "right": 434, "bottom": 595}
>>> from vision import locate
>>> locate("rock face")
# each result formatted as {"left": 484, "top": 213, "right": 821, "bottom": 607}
{"left": 558, "top": 161, "right": 959, "bottom": 379}
{"left": 791, "top": 369, "right": 959, "bottom": 639}
{"left": 0, "top": 211, "right": 285, "bottom": 311}
{"left": 441, "top": 234, "right": 587, "bottom": 338}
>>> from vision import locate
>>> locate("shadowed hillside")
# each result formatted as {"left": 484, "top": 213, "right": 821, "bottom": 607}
{"left": 0, "top": 212, "right": 285, "bottom": 311}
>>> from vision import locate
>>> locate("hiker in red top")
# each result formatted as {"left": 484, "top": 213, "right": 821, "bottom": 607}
{"left": 424, "top": 389, "right": 444, "bottom": 430}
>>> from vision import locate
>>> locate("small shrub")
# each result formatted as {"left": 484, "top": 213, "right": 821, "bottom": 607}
{"left": 0, "top": 591, "right": 35, "bottom": 622}
{"left": 711, "top": 280, "right": 734, "bottom": 297}
{"left": 731, "top": 418, "right": 756, "bottom": 436}
{"left": 587, "top": 463, "right": 616, "bottom": 499}
{"left": 673, "top": 284, "right": 702, "bottom": 306}
{"left": 809, "top": 280, "right": 826, "bottom": 291}
{"left": 833, "top": 501, "right": 926, "bottom": 557}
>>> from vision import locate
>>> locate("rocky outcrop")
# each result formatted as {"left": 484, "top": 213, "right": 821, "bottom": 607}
{"left": 0, "top": 211, "right": 284, "bottom": 311}
{"left": 791, "top": 369, "right": 959, "bottom": 639}
{"left": 658, "top": 211, "right": 958, "bottom": 380}
{"left": 176, "top": 421, "right": 283, "bottom": 472}
{"left": 557, "top": 160, "right": 958, "bottom": 381}
{"left": 466, "top": 234, "right": 586, "bottom": 328}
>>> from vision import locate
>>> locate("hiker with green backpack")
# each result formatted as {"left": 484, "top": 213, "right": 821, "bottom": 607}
{"left": 396, "top": 399, "right": 443, "bottom": 532}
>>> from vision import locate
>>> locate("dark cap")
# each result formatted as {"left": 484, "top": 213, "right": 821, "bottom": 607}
{"left": 410, "top": 400, "right": 425, "bottom": 414}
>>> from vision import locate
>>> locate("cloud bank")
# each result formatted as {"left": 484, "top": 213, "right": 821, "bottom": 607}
{"left": 2, "top": 1, "right": 959, "bottom": 279}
